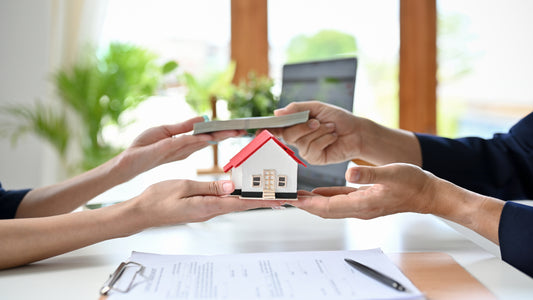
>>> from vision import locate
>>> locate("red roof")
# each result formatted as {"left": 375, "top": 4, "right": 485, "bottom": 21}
{"left": 223, "top": 130, "right": 306, "bottom": 172}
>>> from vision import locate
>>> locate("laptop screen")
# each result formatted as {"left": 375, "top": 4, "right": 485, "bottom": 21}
{"left": 279, "top": 57, "right": 357, "bottom": 190}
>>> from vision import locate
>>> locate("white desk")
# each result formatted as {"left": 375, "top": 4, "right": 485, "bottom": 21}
{"left": 1, "top": 140, "right": 533, "bottom": 299}
{"left": 1, "top": 207, "right": 532, "bottom": 299}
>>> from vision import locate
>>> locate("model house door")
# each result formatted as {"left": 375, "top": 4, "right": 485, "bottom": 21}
{"left": 262, "top": 169, "right": 276, "bottom": 199}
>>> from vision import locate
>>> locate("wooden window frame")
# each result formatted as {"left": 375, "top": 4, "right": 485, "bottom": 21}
{"left": 230, "top": 0, "right": 269, "bottom": 83}
{"left": 399, "top": 0, "right": 437, "bottom": 134}
{"left": 231, "top": 0, "right": 437, "bottom": 134}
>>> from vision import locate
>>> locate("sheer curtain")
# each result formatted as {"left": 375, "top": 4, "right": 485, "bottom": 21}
{"left": 42, "top": 0, "right": 109, "bottom": 183}
{"left": 48, "top": 0, "right": 108, "bottom": 70}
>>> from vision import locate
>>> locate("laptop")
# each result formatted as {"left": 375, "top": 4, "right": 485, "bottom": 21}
{"left": 278, "top": 57, "right": 357, "bottom": 191}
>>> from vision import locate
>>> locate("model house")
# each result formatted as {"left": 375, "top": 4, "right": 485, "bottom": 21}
{"left": 223, "top": 130, "right": 306, "bottom": 200}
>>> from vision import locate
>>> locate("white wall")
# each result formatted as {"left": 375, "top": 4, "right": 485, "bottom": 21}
{"left": 0, "top": 0, "right": 55, "bottom": 189}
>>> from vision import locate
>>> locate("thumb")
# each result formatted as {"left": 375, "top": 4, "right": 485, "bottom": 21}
{"left": 274, "top": 101, "right": 317, "bottom": 116}
{"left": 187, "top": 180, "right": 236, "bottom": 197}
{"left": 274, "top": 105, "right": 296, "bottom": 117}
{"left": 345, "top": 165, "right": 393, "bottom": 185}
{"left": 165, "top": 116, "right": 206, "bottom": 136}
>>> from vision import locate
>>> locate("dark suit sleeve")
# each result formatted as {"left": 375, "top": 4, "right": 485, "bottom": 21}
{"left": 499, "top": 201, "right": 533, "bottom": 277}
{"left": 415, "top": 113, "right": 533, "bottom": 277}
{"left": 415, "top": 112, "right": 533, "bottom": 200}
{"left": 0, "top": 182, "right": 31, "bottom": 219}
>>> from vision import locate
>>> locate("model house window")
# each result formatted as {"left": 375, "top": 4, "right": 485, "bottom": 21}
{"left": 252, "top": 175, "right": 261, "bottom": 187}
{"left": 277, "top": 176, "right": 287, "bottom": 187}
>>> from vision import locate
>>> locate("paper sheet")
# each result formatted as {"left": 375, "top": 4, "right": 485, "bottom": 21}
{"left": 106, "top": 248, "right": 424, "bottom": 300}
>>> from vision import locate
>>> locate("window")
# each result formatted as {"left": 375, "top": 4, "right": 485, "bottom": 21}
{"left": 268, "top": 0, "right": 400, "bottom": 128}
{"left": 277, "top": 176, "right": 287, "bottom": 187}
{"left": 437, "top": 0, "right": 533, "bottom": 138}
{"left": 98, "top": 0, "right": 231, "bottom": 148}
{"left": 100, "top": 0, "right": 230, "bottom": 75}
{"left": 252, "top": 175, "right": 261, "bottom": 187}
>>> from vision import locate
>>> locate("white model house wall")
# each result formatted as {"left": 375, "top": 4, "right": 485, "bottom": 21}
{"left": 231, "top": 166, "right": 243, "bottom": 191}
{"left": 239, "top": 139, "right": 298, "bottom": 194}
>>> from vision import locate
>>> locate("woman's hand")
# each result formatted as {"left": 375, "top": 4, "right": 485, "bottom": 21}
{"left": 15, "top": 117, "right": 245, "bottom": 218}
{"left": 129, "top": 179, "right": 285, "bottom": 229}
{"left": 115, "top": 116, "right": 245, "bottom": 180}
{"left": 2, "top": 179, "right": 284, "bottom": 269}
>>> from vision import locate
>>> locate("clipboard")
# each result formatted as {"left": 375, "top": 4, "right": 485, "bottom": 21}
{"left": 99, "top": 252, "right": 495, "bottom": 300}
{"left": 100, "top": 261, "right": 144, "bottom": 296}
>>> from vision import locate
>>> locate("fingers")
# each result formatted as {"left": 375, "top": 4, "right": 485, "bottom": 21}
{"left": 297, "top": 190, "right": 315, "bottom": 196}
{"left": 145, "top": 180, "right": 287, "bottom": 225}
{"left": 167, "top": 129, "right": 244, "bottom": 153}
{"left": 164, "top": 116, "right": 206, "bottom": 136}
{"left": 294, "top": 187, "right": 363, "bottom": 219}
{"left": 273, "top": 119, "right": 336, "bottom": 159}
{"left": 302, "top": 134, "right": 337, "bottom": 164}
{"left": 198, "top": 194, "right": 286, "bottom": 216}
{"left": 204, "top": 129, "right": 246, "bottom": 142}
{"left": 182, "top": 180, "right": 236, "bottom": 197}
{"left": 273, "top": 102, "right": 326, "bottom": 142}
{"left": 291, "top": 194, "right": 335, "bottom": 216}
{"left": 294, "top": 123, "right": 336, "bottom": 162}
{"left": 165, "top": 135, "right": 212, "bottom": 156}
{"left": 311, "top": 186, "right": 357, "bottom": 196}
{"left": 274, "top": 100, "right": 325, "bottom": 117}
{"left": 226, "top": 198, "right": 287, "bottom": 211}
{"left": 275, "top": 119, "right": 320, "bottom": 144}
{"left": 183, "top": 180, "right": 296, "bottom": 211}
{"left": 163, "top": 117, "right": 245, "bottom": 139}
{"left": 345, "top": 163, "right": 426, "bottom": 190}
{"left": 274, "top": 102, "right": 305, "bottom": 116}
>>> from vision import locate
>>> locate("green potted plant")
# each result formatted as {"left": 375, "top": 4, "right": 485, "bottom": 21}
{"left": 182, "top": 62, "right": 236, "bottom": 116}
{"left": 0, "top": 42, "right": 178, "bottom": 174}
{"left": 181, "top": 64, "right": 279, "bottom": 174}
{"left": 226, "top": 72, "right": 278, "bottom": 118}
{"left": 181, "top": 63, "right": 236, "bottom": 174}
{"left": 225, "top": 72, "right": 279, "bottom": 133}
{"left": 0, "top": 101, "right": 70, "bottom": 163}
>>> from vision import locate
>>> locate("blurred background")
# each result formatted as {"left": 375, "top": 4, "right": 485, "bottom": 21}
{"left": 1, "top": 0, "right": 532, "bottom": 190}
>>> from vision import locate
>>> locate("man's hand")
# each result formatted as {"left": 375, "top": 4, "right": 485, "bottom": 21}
{"left": 271, "top": 101, "right": 361, "bottom": 165}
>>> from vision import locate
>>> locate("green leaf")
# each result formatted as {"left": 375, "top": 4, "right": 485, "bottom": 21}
{"left": 162, "top": 61, "right": 179, "bottom": 74}
{"left": 182, "top": 62, "right": 237, "bottom": 115}
{"left": 224, "top": 71, "right": 279, "bottom": 131}
{"left": 0, "top": 101, "right": 70, "bottom": 157}
{"left": 54, "top": 42, "right": 177, "bottom": 171}
{"left": 2, "top": 42, "right": 179, "bottom": 173}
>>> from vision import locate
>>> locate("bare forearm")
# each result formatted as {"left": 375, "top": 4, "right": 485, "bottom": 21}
{"left": 430, "top": 177, "right": 504, "bottom": 244}
{"left": 1, "top": 200, "right": 144, "bottom": 269}
{"left": 15, "top": 155, "right": 126, "bottom": 218}
{"left": 359, "top": 119, "right": 422, "bottom": 166}
{"left": 0, "top": 178, "right": 271, "bottom": 269}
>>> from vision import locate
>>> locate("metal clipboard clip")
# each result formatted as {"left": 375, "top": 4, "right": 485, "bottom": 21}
{"left": 100, "top": 261, "right": 145, "bottom": 295}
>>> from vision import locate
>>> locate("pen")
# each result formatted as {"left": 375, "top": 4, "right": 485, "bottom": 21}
{"left": 344, "top": 258, "right": 407, "bottom": 292}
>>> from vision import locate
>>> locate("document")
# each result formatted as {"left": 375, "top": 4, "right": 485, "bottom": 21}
{"left": 104, "top": 248, "right": 424, "bottom": 300}
{"left": 192, "top": 111, "right": 309, "bottom": 135}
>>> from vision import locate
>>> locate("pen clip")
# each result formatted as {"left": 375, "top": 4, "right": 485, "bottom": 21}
{"left": 100, "top": 261, "right": 144, "bottom": 295}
